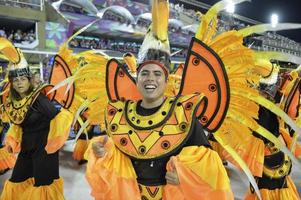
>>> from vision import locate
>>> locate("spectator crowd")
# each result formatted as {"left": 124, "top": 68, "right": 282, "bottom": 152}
{"left": 69, "top": 36, "right": 187, "bottom": 58}
{"left": 0, "top": 28, "right": 36, "bottom": 44}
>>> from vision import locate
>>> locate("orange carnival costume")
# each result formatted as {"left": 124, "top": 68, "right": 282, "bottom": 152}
{"left": 44, "top": 0, "right": 301, "bottom": 200}
{"left": 0, "top": 38, "right": 76, "bottom": 200}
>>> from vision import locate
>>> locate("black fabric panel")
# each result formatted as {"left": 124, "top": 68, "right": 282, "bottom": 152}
{"left": 252, "top": 106, "right": 279, "bottom": 143}
{"left": 21, "top": 93, "right": 59, "bottom": 151}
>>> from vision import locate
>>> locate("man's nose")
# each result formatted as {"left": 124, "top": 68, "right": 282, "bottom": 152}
{"left": 147, "top": 73, "right": 156, "bottom": 80}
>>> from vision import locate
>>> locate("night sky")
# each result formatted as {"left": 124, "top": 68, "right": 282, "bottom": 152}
{"left": 175, "top": 0, "right": 301, "bottom": 43}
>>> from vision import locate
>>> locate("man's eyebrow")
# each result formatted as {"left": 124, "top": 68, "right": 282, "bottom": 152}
{"left": 140, "top": 69, "right": 150, "bottom": 72}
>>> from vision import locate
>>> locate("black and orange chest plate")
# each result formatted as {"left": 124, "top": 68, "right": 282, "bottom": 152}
{"left": 105, "top": 94, "right": 206, "bottom": 159}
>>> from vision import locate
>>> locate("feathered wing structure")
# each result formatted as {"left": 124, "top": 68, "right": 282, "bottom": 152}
{"left": 191, "top": 0, "right": 301, "bottom": 153}
{"left": 174, "top": 0, "right": 301, "bottom": 198}
{"left": 47, "top": 20, "right": 109, "bottom": 134}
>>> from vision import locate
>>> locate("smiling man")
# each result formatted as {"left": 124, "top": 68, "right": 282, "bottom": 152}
{"left": 85, "top": 0, "right": 233, "bottom": 199}
{"left": 86, "top": 47, "right": 233, "bottom": 200}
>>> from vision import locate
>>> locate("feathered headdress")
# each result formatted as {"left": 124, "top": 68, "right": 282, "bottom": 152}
{"left": 0, "top": 37, "right": 31, "bottom": 80}
{"left": 137, "top": 0, "right": 171, "bottom": 74}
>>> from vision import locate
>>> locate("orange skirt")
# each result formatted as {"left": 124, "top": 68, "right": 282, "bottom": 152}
{"left": 244, "top": 176, "right": 300, "bottom": 200}
{"left": 0, "top": 177, "right": 64, "bottom": 200}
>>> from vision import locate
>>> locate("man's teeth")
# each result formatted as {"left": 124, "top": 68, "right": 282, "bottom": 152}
{"left": 145, "top": 85, "right": 156, "bottom": 89}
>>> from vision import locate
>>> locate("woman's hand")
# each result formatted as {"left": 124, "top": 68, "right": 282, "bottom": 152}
{"left": 92, "top": 136, "right": 108, "bottom": 158}
{"left": 6, "top": 146, "right": 13, "bottom": 154}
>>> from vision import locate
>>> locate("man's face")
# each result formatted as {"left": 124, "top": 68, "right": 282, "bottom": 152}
{"left": 137, "top": 63, "right": 167, "bottom": 102}
{"left": 34, "top": 73, "right": 40, "bottom": 82}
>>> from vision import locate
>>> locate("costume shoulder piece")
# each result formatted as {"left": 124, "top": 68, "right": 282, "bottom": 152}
{"left": 2, "top": 84, "right": 54, "bottom": 125}
{"left": 105, "top": 93, "right": 207, "bottom": 159}
{"left": 279, "top": 71, "right": 301, "bottom": 118}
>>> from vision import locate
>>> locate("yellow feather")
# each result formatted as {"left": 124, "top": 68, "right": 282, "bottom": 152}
{"left": 151, "top": 0, "right": 169, "bottom": 42}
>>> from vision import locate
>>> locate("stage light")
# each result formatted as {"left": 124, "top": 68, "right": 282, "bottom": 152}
{"left": 271, "top": 14, "right": 278, "bottom": 28}
{"left": 226, "top": 0, "right": 235, "bottom": 13}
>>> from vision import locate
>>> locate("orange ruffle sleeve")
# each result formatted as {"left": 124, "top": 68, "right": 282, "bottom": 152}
{"left": 45, "top": 108, "right": 73, "bottom": 154}
{"left": 5, "top": 124, "right": 22, "bottom": 154}
{"left": 163, "top": 146, "right": 234, "bottom": 200}
{"left": 85, "top": 136, "right": 140, "bottom": 200}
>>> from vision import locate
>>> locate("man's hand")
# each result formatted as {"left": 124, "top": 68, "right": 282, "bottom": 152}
{"left": 92, "top": 136, "right": 108, "bottom": 158}
{"left": 165, "top": 161, "right": 180, "bottom": 185}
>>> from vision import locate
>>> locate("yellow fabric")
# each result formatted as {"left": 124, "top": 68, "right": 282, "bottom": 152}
{"left": 45, "top": 108, "right": 73, "bottom": 154}
{"left": 176, "top": 146, "right": 231, "bottom": 191}
{"left": 23, "top": 178, "right": 64, "bottom": 200}
{"left": 0, "top": 178, "right": 64, "bottom": 200}
{"left": 5, "top": 124, "right": 22, "bottom": 154}
{"left": 0, "top": 178, "right": 34, "bottom": 200}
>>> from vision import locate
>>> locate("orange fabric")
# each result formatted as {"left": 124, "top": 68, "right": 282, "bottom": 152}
{"left": 73, "top": 139, "right": 89, "bottom": 161}
{"left": 209, "top": 140, "right": 226, "bottom": 161}
{"left": 86, "top": 138, "right": 233, "bottom": 200}
{"left": 0, "top": 147, "right": 16, "bottom": 170}
{"left": 287, "top": 86, "right": 300, "bottom": 119}
{"left": 85, "top": 136, "right": 140, "bottom": 200}
{"left": 163, "top": 146, "right": 233, "bottom": 200}
{"left": 223, "top": 135, "right": 265, "bottom": 177}
{"left": 4, "top": 124, "right": 22, "bottom": 154}
{"left": 280, "top": 128, "right": 301, "bottom": 158}
{"left": 244, "top": 176, "right": 300, "bottom": 200}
